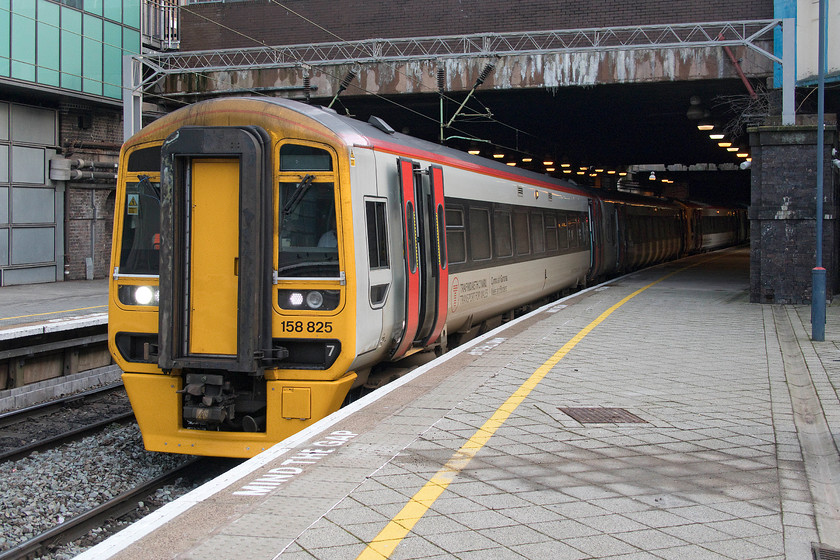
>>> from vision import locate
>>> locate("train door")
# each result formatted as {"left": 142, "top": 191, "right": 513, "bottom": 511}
{"left": 189, "top": 159, "right": 239, "bottom": 355}
{"left": 157, "top": 126, "right": 273, "bottom": 374}
{"left": 390, "top": 158, "right": 448, "bottom": 359}
{"left": 587, "top": 199, "right": 601, "bottom": 281}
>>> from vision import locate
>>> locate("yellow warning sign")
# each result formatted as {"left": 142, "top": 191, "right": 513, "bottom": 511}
{"left": 127, "top": 193, "right": 139, "bottom": 215}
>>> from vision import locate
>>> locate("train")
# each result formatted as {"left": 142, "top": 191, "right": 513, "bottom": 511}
{"left": 108, "top": 97, "right": 746, "bottom": 458}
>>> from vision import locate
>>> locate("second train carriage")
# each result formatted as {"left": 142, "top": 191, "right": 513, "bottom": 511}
{"left": 109, "top": 97, "right": 745, "bottom": 458}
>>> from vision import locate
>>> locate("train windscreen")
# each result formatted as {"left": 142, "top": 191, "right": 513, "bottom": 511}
{"left": 118, "top": 176, "right": 161, "bottom": 275}
{"left": 278, "top": 178, "right": 340, "bottom": 277}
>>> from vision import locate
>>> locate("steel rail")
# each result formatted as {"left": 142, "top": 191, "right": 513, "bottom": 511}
{"left": 0, "top": 459, "right": 201, "bottom": 560}
{"left": 0, "top": 410, "right": 135, "bottom": 463}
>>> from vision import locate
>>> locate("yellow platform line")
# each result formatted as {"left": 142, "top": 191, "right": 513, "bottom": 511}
{"left": 356, "top": 266, "right": 688, "bottom": 560}
{"left": 0, "top": 305, "right": 107, "bottom": 322}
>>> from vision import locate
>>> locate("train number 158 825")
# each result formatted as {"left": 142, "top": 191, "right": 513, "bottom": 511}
{"left": 280, "top": 320, "right": 333, "bottom": 333}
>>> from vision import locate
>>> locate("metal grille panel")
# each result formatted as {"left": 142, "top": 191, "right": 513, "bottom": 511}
{"left": 813, "top": 544, "right": 840, "bottom": 560}
{"left": 558, "top": 407, "right": 647, "bottom": 423}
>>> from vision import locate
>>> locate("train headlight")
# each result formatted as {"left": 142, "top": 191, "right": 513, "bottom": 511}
{"left": 279, "top": 289, "right": 340, "bottom": 311}
{"left": 118, "top": 285, "right": 160, "bottom": 307}
{"left": 306, "top": 291, "right": 324, "bottom": 309}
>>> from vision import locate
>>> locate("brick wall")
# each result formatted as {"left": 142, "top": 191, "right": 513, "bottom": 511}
{"left": 58, "top": 101, "right": 121, "bottom": 281}
{"left": 179, "top": 0, "right": 774, "bottom": 51}
{"left": 749, "top": 125, "right": 840, "bottom": 304}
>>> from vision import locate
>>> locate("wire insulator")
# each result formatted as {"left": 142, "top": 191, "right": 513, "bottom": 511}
{"left": 476, "top": 63, "right": 495, "bottom": 86}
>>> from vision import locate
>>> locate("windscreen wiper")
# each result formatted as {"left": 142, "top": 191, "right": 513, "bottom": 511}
{"left": 282, "top": 174, "right": 315, "bottom": 216}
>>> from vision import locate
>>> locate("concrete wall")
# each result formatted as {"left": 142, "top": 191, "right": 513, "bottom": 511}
{"left": 179, "top": 0, "right": 775, "bottom": 51}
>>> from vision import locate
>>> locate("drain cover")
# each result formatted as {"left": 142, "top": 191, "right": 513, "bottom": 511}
{"left": 813, "top": 543, "right": 840, "bottom": 560}
{"left": 558, "top": 407, "right": 647, "bottom": 423}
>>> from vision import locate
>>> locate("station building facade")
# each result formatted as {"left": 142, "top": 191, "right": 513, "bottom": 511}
{"left": 0, "top": 0, "right": 161, "bottom": 285}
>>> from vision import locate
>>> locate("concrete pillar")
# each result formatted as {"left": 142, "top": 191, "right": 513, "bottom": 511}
{"left": 749, "top": 122, "right": 838, "bottom": 304}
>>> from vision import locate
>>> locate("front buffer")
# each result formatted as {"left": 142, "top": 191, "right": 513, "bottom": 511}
{"left": 123, "top": 371, "right": 356, "bottom": 458}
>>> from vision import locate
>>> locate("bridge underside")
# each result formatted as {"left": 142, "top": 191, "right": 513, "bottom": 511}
{"left": 146, "top": 41, "right": 800, "bottom": 206}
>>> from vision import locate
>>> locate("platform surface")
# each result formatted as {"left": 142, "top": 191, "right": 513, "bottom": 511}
{"left": 78, "top": 248, "right": 840, "bottom": 560}
{"left": 0, "top": 278, "right": 108, "bottom": 340}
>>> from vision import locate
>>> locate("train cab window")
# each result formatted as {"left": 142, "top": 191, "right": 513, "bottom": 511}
{"left": 494, "top": 210, "right": 513, "bottom": 258}
{"left": 530, "top": 212, "right": 545, "bottom": 254}
{"left": 468, "top": 208, "right": 492, "bottom": 261}
{"left": 118, "top": 176, "right": 161, "bottom": 275}
{"left": 545, "top": 212, "right": 558, "bottom": 252}
{"left": 278, "top": 179, "right": 339, "bottom": 277}
{"left": 513, "top": 210, "right": 530, "bottom": 255}
{"left": 279, "top": 144, "right": 333, "bottom": 171}
{"left": 445, "top": 207, "right": 466, "bottom": 264}
{"left": 365, "top": 200, "right": 389, "bottom": 269}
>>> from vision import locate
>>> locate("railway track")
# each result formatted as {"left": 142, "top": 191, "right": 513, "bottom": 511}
{"left": 0, "top": 458, "right": 203, "bottom": 560}
{"left": 0, "top": 383, "right": 133, "bottom": 463}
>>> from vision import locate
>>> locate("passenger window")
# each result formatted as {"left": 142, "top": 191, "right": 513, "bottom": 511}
{"left": 494, "top": 210, "right": 513, "bottom": 257}
{"left": 514, "top": 210, "right": 530, "bottom": 255}
{"left": 365, "top": 200, "right": 389, "bottom": 269}
{"left": 557, "top": 212, "right": 569, "bottom": 250}
{"left": 469, "top": 208, "right": 491, "bottom": 261}
{"left": 530, "top": 212, "right": 545, "bottom": 253}
{"left": 445, "top": 207, "right": 466, "bottom": 264}
{"left": 545, "top": 212, "right": 558, "bottom": 251}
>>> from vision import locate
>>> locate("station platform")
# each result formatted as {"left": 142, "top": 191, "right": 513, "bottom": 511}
{"left": 0, "top": 278, "right": 108, "bottom": 340}
{"left": 78, "top": 247, "right": 840, "bottom": 560}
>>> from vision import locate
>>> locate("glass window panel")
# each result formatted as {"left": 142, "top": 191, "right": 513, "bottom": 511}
{"left": 103, "top": 0, "right": 120, "bottom": 22}
{"left": 0, "top": 102, "right": 6, "bottom": 140}
{"left": 545, "top": 212, "right": 557, "bottom": 251}
{"left": 123, "top": 27, "right": 141, "bottom": 55}
{"left": 119, "top": 179, "right": 161, "bottom": 275}
{"left": 468, "top": 208, "right": 491, "bottom": 261}
{"left": 11, "top": 147, "right": 46, "bottom": 184}
{"left": 0, "top": 228, "right": 8, "bottom": 265}
{"left": 123, "top": 0, "right": 141, "bottom": 29}
{"left": 11, "top": 6, "right": 36, "bottom": 81}
{"left": 279, "top": 144, "right": 332, "bottom": 171}
{"left": 0, "top": 147, "right": 7, "bottom": 182}
{"left": 11, "top": 104, "right": 56, "bottom": 144}
{"left": 37, "top": 0, "right": 61, "bottom": 87}
{"left": 61, "top": 7, "right": 83, "bottom": 91}
{"left": 11, "top": 226, "right": 54, "bottom": 264}
{"left": 12, "top": 187, "right": 54, "bottom": 223}
{"left": 84, "top": 0, "right": 102, "bottom": 16}
{"left": 83, "top": 15, "right": 103, "bottom": 96}
{"left": 0, "top": 0, "right": 10, "bottom": 76}
{"left": 103, "top": 22, "right": 121, "bottom": 98}
{"left": 513, "top": 211, "right": 530, "bottom": 255}
{"left": 0, "top": 186, "right": 7, "bottom": 222}
{"left": 557, "top": 212, "right": 569, "bottom": 249}
{"left": 530, "top": 212, "right": 545, "bottom": 253}
{"left": 493, "top": 210, "right": 512, "bottom": 257}
{"left": 445, "top": 208, "right": 465, "bottom": 264}
{"left": 278, "top": 181, "right": 340, "bottom": 277}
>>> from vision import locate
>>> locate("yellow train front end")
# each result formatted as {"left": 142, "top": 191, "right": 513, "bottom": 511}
{"left": 109, "top": 99, "right": 357, "bottom": 458}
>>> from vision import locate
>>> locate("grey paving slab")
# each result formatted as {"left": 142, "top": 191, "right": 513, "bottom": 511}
{"left": 81, "top": 248, "right": 840, "bottom": 560}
